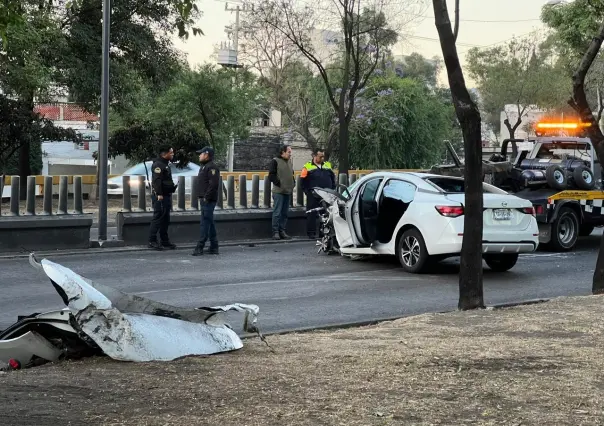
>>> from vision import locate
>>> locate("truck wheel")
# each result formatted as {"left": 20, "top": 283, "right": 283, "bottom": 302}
{"left": 546, "top": 165, "right": 568, "bottom": 190}
{"left": 484, "top": 253, "right": 518, "bottom": 272}
{"left": 573, "top": 166, "right": 596, "bottom": 190}
{"left": 579, "top": 224, "right": 595, "bottom": 236}
{"left": 546, "top": 207, "right": 579, "bottom": 251}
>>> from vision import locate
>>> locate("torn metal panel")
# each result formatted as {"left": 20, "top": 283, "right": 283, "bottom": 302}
{"left": 29, "top": 254, "right": 246, "bottom": 327}
{"left": 34, "top": 256, "right": 260, "bottom": 362}
{"left": 0, "top": 331, "right": 62, "bottom": 364}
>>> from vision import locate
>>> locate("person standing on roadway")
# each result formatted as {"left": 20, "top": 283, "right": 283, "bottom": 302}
{"left": 301, "top": 148, "right": 336, "bottom": 239}
{"left": 148, "top": 146, "right": 177, "bottom": 250}
{"left": 192, "top": 146, "right": 220, "bottom": 256}
{"left": 268, "top": 144, "right": 295, "bottom": 240}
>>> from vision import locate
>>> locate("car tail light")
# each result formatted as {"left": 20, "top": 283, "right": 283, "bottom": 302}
{"left": 534, "top": 205, "right": 544, "bottom": 215}
{"left": 517, "top": 207, "right": 536, "bottom": 217}
{"left": 435, "top": 205, "right": 464, "bottom": 217}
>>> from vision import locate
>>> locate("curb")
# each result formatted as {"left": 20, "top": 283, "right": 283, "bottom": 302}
{"left": 0, "top": 238, "right": 313, "bottom": 259}
{"left": 241, "top": 298, "right": 553, "bottom": 340}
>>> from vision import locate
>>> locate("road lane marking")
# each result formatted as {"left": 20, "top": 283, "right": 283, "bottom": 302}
{"left": 136, "top": 275, "right": 421, "bottom": 295}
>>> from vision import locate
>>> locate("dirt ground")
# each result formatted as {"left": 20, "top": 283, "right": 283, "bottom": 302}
{"left": 2, "top": 295, "right": 604, "bottom": 426}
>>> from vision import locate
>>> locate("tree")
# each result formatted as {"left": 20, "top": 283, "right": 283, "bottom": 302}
{"left": 542, "top": 0, "right": 604, "bottom": 127}
{"left": 348, "top": 74, "right": 453, "bottom": 169}
{"left": 544, "top": 0, "right": 604, "bottom": 294}
{"left": 433, "top": 0, "right": 484, "bottom": 310}
{"left": 251, "top": 0, "right": 408, "bottom": 173}
{"left": 109, "top": 65, "right": 264, "bottom": 164}
{"left": 394, "top": 52, "right": 441, "bottom": 87}
{"left": 466, "top": 32, "right": 569, "bottom": 157}
{"left": 0, "top": 94, "right": 80, "bottom": 175}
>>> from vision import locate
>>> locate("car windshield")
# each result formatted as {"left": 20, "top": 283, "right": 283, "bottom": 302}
{"left": 121, "top": 162, "right": 152, "bottom": 175}
{"left": 425, "top": 177, "right": 507, "bottom": 194}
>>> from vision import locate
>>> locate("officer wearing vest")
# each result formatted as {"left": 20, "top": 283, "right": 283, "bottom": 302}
{"left": 148, "top": 146, "right": 177, "bottom": 250}
{"left": 301, "top": 148, "right": 336, "bottom": 239}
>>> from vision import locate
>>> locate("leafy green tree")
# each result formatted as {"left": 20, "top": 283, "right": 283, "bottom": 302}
{"left": 108, "top": 65, "right": 265, "bottom": 164}
{"left": 466, "top": 32, "right": 569, "bottom": 157}
{"left": 542, "top": 0, "right": 604, "bottom": 124}
{"left": 0, "top": 94, "right": 80, "bottom": 175}
{"left": 348, "top": 75, "right": 452, "bottom": 169}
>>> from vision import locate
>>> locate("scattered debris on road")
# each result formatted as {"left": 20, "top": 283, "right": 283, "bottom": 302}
{"left": 0, "top": 253, "right": 260, "bottom": 368}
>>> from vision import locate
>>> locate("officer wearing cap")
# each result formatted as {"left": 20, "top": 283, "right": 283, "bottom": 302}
{"left": 148, "top": 145, "right": 177, "bottom": 250}
{"left": 192, "top": 146, "right": 221, "bottom": 256}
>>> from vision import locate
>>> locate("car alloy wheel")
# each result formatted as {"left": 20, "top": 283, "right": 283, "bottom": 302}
{"left": 401, "top": 236, "right": 421, "bottom": 267}
{"left": 397, "top": 228, "right": 429, "bottom": 273}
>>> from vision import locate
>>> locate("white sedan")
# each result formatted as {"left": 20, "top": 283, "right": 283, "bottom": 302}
{"left": 312, "top": 172, "right": 539, "bottom": 273}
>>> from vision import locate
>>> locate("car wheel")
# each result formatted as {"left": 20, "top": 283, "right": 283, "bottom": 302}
{"left": 546, "top": 206, "right": 579, "bottom": 251}
{"left": 397, "top": 228, "right": 429, "bottom": 273}
{"left": 579, "top": 224, "right": 595, "bottom": 237}
{"left": 546, "top": 165, "right": 568, "bottom": 190}
{"left": 484, "top": 253, "right": 518, "bottom": 272}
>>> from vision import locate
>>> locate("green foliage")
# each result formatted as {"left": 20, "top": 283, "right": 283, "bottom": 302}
{"left": 348, "top": 75, "right": 453, "bottom": 169}
{"left": 0, "top": 94, "right": 80, "bottom": 174}
{"left": 466, "top": 33, "right": 569, "bottom": 136}
{"left": 108, "top": 65, "right": 265, "bottom": 165}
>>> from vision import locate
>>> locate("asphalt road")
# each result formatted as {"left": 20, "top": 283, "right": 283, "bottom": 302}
{"left": 1, "top": 232, "right": 602, "bottom": 334}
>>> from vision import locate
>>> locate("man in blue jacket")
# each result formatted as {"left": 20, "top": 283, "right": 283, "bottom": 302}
{"left": 300, "top": 148, "right": 336, "bottom": 239}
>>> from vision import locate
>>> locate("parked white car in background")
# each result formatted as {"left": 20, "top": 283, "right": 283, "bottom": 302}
{"left": 311, "top": 172, "right": 539, "bottom": 273}
{"left": 107, "top": 161, "right": 201, "bottom": 196}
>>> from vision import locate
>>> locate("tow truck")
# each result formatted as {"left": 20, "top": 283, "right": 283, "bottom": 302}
{"left": 431, "top": 120, "right": 604, "bottom": 251}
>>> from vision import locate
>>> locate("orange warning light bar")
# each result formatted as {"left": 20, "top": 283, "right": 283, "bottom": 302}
{"left": 535, "top": 122, "right": 591, "bottom": 129}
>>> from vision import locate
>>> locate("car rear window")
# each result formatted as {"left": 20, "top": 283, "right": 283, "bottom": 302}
{"left": 425, "top": 177, "right": 506, "bottom": 194}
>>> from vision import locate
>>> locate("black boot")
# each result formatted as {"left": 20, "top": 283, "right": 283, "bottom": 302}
{"left": 280, "top": 231, "right": 292, "bottom": 240}
{"left": 161, "top": 241, "right": 176, "bottom": 250}
{"left": 191, "top": 242, "right": 204, "bottom": 256}
{"left": 148, "top": 241, "right": 163, "bottom": 251}
{"left": 207, "top": 245, "right": 219, "bottom": 255}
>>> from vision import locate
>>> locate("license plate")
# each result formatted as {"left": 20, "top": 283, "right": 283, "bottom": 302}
{"left": 493, "top": 209, "right": 511, "bottom": 220}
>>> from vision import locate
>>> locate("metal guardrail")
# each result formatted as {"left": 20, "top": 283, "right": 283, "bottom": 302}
{"left": 0, "top": 169, "right": 421, "bottom": 217}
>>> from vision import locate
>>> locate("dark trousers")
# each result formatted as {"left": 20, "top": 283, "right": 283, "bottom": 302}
{"left": 149, "top": 194, "right": 172, "bottom": 243}
{"left": 272, "top": 193, "right": 290, "bottom": 234}
{"left": 306, "top": 194, "right": 321, "bottom": 236}
{"left": 199, "top": 201, "right": 218, "bottom": 248}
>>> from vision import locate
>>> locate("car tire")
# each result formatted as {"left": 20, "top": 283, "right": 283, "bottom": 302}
{"left": 545, "top": 165, "right": 568, "bottom": 191}
{"left": 397, "top": 228, "right": 429, "bottom": 273}
{"left": 579, "top": 224, "right": 595, "bottom": 237}
{"left": 573, "top": 166, "right": 596, "bottom": 190}
{"left": 546, "top": 206, "right": 579, "bottom": 251}
{"left": 484, "top": 253, "right": 519, "bottom": 272}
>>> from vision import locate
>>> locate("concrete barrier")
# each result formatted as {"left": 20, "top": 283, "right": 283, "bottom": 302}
{"left": 117, "top": 208, "right": 309, "bottom": 246}
{"left": 0, "top": 215, "right": 93, "bottom": 253}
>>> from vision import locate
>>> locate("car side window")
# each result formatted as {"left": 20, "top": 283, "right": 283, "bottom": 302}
{"left": 382, "top": 179, "right": 416, "bottom": 203}
{"left": 361, "top": 178, "right": 382, "bottom": 202}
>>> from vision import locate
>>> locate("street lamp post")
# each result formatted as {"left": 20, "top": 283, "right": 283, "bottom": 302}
{"left": 98, "top": 0, "right": 111, "bottom": 241}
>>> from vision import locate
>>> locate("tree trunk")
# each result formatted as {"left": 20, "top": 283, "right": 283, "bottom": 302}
{"left": 433, "top": 0, "right": 484, "bottom": 310}
{"left": 338, "top": 115, "right": 350, "bottom": 175}
{"left": 503, "top": 119, "right": 519, "bottom": 159}
{"left": 18, "top": 95, "right": 35, "bottom": 200}
{"left": 566, "top": 20, "right": 604, "bottom": 294}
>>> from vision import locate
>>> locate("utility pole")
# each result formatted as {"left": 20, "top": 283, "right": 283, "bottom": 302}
{"left": 98, "top": 0, "right": 111, "bottom": 241}
{"left": 216, "top": 1, "right": 251, "bottom": 172}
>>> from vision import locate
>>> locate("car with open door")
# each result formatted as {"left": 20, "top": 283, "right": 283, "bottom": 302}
{"left": 310, "top": 172, "right": 539, "bottom": 273}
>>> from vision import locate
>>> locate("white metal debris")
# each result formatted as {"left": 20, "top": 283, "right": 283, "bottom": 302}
{"left": 0, "top": 254, "right": 261, "bottom": 366}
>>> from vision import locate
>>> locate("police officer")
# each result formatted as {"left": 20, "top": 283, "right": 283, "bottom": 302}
{"left": 148, "top": 146, "right": 177, "bottom": 250}
{"left": 300, "top": 148, "right": 336, "bottom": 239}
{"left": 192, "top": 146, "right": 220, "bottom": 256}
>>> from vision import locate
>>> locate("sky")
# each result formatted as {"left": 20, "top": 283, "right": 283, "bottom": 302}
{"left": 171, "top": 0, "right": 555, "bottom": 87}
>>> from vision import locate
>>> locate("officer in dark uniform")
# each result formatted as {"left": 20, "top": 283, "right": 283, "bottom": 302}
{"left": 301, "top": 148, "right": 336, "bottom": 239}
{"left": 192, "top": 146, "right": 221, "bottom": 256}
{"left": 148, "top": 146, "right": 177, "bottom": 250}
